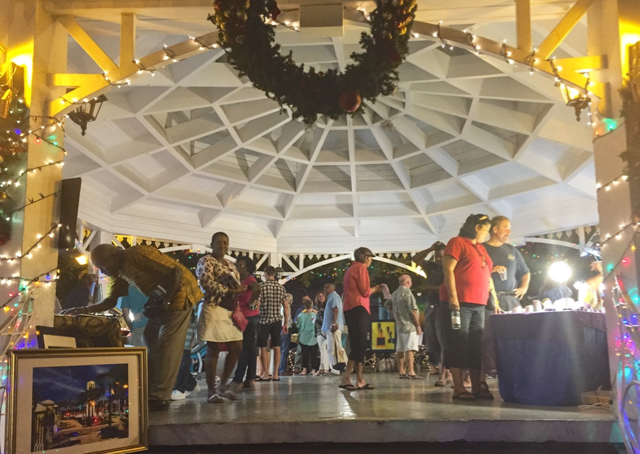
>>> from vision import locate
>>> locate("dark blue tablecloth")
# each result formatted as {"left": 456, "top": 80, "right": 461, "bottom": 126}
{"left": 484, "top": 311, "right": 610, "bottom": 406}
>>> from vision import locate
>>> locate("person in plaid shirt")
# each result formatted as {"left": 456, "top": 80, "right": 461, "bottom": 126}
{"left": 256, "top": 266, "right": 290, "bottom": 381}
{"left": 171, "top": 307, "right": 201, "bottom": 400}
{"left": 67, "top": 243, "right": 203, "bottom": 412}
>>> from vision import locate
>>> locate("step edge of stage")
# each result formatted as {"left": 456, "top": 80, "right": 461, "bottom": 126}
{"left": 149, "top": 419, "right": 616, "bottom": 445}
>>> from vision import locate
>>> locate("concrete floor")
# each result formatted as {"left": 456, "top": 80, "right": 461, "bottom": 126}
{"left": 149, "top": 373, "right": 617, "bottom": 446}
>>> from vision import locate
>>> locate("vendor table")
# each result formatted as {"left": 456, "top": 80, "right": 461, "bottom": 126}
{"left": 483, "top": 311, "right": 609, "bottom": 406}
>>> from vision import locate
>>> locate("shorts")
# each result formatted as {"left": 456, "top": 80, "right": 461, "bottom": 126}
{"left": 396, "top": 331, "right": 419, "bottom": 352}
{"left": 258, "top": 320, "right": 282, "bottom": 348}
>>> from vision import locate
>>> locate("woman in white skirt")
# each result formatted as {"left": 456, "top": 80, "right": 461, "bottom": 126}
{"left": 196, "top": 231, "right": 246, "bottom": 403}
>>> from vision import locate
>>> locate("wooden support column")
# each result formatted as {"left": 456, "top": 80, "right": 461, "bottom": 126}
{"left": 1, "top": 0, "right": 67, "bottom": 334}
{"left": 515, "top": 0, "right": 532, "bottom": 52}
{"left": 119, "top": 13, "right": 137, "bottom": 73}
{"left": 537, "top": 0, "right": 596, "bottom": 60}
{"left": 593, "top": 3, "right": 640, "bottom": 452}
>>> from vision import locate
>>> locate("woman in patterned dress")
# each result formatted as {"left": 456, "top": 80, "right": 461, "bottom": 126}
{"left": 197, "top": 231, "right": 247, "bottom": 403}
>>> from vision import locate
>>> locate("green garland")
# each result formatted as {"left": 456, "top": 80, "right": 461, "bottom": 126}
{"left": 208, "top": 0, "right": 417, "bottom": 125}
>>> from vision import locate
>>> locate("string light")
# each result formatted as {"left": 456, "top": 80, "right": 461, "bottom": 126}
{"left": 190, "top": 36, "right": 221, "bottom": 50}
{"left": 0, "top": 160, "right": 64, "bottom": 188}
{"left": 600, "top": 222, "right": 640, "bottom": 247}
{"left": 528, "top": 48, "right": 537, "bottom": 75}
{"left": 596, "top": 174, "right": 629, "bottom": 193}
{"left": 436, "top": 22, "right": 446, "bottom": 48}
{"left": 501, "top": 43, "right": 513, "bottom": 64}
{"left": 468, "top": 33, "right": 480, "bottom": 55}
{"left": 163, "top": 45, "right": 179, "bottom": 63}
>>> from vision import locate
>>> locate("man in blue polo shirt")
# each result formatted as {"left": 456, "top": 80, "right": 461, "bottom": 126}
{"left": 322, "top": 283, "right": 345, "bottom": 374}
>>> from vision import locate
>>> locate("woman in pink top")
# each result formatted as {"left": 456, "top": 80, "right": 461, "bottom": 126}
{"left": 340, "top": 247, "right": 381, "bottom": 391}
{"left": 231, "top": 256, "right": 262, "bottom": 390}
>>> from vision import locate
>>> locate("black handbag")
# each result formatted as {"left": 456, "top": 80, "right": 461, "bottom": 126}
{"left": 142, "top": 285, "right": 168, "bottom": 325}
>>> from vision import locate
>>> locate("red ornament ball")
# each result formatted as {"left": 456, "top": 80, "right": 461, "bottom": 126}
{"left": 339, "top": 89, "right": 362, "bottom": 113}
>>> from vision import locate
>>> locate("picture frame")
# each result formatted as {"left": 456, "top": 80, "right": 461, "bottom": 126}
{"left": 35, "top": 326, "right": 78, "bottom": 349}
{"left": 5, "top": 347, "right": 148, "bottom": 454}
{"left": 370, "top": 321, "right": 397, "bottom": 352}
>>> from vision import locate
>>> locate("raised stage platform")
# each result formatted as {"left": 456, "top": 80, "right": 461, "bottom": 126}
{"left": 149, "top": 374, "right": 617, "bottom": 446}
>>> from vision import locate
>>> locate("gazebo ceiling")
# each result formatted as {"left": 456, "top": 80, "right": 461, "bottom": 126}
{"left": 62, "top": 6, "right": 597, "bottom": 254}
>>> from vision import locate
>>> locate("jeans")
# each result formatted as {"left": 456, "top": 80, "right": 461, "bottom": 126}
{"left": 444, "top": 302, "right": 485, "bottom": 370}
{"left": 233, "top": 315, "right": 259, "bottom": 383}
{"left": 279, "top": 332, "right": 291, "bottom": 374}
{"left": 174, "top": 349, "right": 197, "bottom": 393}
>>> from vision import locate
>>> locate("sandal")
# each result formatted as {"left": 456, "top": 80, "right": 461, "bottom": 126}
{"left": 207, "top": 393, "right": 224, "bottom": 404}
{"left": 357, "top": 383, "right": 375, "bottom": 390}
{"left": 473, "top": 382, "right": 494, "bottom": 400}
{"left": 434, "top": 380, "right": 446, "bottom": 386}
{"left": 399, "top": 374, "right": 410, "bottom": 379}
{"left": 453, "top": 391, "right": 476, "bottom": 401}
{"left": 407, "top": 374, "right": 423, "bottom": 379}
{"left": 339, "top": 384, "right": 357, "bottom": 390}
{"left": 255, "top": 377, "right": 271, "bottom": 382}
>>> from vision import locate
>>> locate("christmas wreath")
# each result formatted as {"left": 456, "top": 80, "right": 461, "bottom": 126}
{"left": 207, "top": 0, "right": 417, "bottom": 125}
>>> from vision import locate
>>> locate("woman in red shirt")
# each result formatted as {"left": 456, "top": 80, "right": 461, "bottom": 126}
{"left": 441, "top": 214, "right": 494, "bottom": 401}
{"left": 340, "top": 247, "right": 381, "bottom": 390}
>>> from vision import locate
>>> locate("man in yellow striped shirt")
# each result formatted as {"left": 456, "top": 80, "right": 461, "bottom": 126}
{"left": 64, "top": 244, "right": 203, "bottom": 412}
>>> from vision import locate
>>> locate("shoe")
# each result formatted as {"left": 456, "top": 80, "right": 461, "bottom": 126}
{"left": 473, "top": 382, "right": 494, "bottom": 400}
{"left": 207, "top": 393, "right": 224, "bottom": 404}
{"left": 149, "top": 400, "right": 170, "bottom": 411}
{"left": 218, "top": 386, "right": 238, "bottom": 401}
{"left": 453, "top": 391, "right": 476, "bottom": 401}
{"left": 330, "top": 368, "right": 340, "bottom": 375}
{"left": 230, "top": 382, "right": 244, "bottom": 391}
{"left": 170, "top": 390, "right": 186, "bottom": 401}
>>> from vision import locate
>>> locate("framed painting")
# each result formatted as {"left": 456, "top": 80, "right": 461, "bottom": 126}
{"left": 5, "top": 348, "right": 147, "bottom": 454}
{"left": 370, "top": 321, "right": 397, "bottom": 352}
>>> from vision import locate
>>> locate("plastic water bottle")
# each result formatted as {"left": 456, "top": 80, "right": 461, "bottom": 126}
{"left": 451, "top": 310, "right": 461, "bottom": 330}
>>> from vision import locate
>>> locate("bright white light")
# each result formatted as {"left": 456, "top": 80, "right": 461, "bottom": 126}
{"left": 75, "top": 255, "right": 88, "bottom": 265}
{"left": 549, "top": 262, "right": 571, "bottom": 283}
{"left": 129, "top": 311, "right": 135, "bottom": 322}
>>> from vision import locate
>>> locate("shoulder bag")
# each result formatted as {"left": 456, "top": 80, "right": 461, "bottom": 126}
{"left": 232, "top": 304, "right": 248, "bottom": 331}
